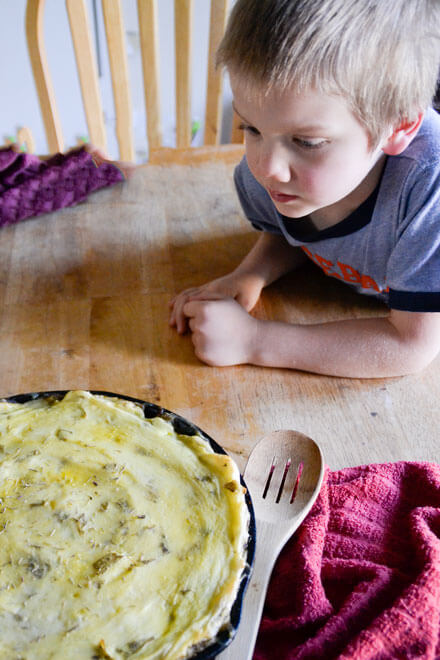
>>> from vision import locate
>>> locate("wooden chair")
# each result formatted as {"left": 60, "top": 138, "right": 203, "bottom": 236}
{"left": 25, "top": 0, "right": 244, "bottom": 164}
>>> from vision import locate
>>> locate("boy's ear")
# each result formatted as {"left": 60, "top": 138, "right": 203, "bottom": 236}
{"left": 382, "top": 113, "right": 424, "bottom": 156}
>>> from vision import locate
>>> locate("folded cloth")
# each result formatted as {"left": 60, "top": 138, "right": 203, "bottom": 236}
{"left": 0, "top": 146, "right": 124, "bottom": 228}
{"left": 254, "top": 462, "right": 440, "bottom": 659}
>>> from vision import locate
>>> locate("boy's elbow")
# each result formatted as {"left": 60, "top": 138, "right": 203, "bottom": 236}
{"left": 400, "top": 341, "right": 439, "bottom": 374}
{"left": 388, "top": 310, "right": 440, "bottom": 375}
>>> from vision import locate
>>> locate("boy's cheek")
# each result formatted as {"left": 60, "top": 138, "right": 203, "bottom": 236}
{"left": 297, "top": 168, "right": 332, "bottom": 202}
{"left": 244, "top": 145, "right": 262, "bottom": 179}
{"left": 305, "top": 156, "right": 363, "bottom": 198}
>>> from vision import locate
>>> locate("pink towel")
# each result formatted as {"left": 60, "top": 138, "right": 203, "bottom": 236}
{"left": 254, "top": 462, "right": 440, "bottom": 659}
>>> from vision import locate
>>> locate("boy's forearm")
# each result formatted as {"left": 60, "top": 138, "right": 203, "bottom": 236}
{"left": 250, "top": 315, "right": 439, "bottom": 378}
{"left": 233, "top": 232, "right": 306, "bottom": 287}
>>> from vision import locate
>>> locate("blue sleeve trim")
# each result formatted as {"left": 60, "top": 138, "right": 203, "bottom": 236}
{"left": 388, "top": 290, "right": 440, "bottom": 311}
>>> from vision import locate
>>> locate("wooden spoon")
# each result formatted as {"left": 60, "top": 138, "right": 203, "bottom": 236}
{"left": 219, "top": 430, "right": 324, "bottom": 660}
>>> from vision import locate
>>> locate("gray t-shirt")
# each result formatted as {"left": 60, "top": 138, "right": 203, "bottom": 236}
{"left": 234, "top": 108, "right": 440, "bottom": 311}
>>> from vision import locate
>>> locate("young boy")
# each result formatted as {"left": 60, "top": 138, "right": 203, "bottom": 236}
{"left": 169, "top": 0, "right": 440, "bottom": 378}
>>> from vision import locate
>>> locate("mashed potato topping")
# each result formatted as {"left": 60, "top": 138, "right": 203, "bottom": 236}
{"left": 0, "top": 391, "right": 249, "bottom": 660}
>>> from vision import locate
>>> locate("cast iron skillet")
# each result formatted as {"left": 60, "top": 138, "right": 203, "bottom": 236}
{"left": 3, "top": 390, "right": 256, "bottom": 659}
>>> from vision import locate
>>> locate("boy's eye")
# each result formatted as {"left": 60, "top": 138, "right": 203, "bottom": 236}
{"left": 238, "top": 123, "right": 260, "bottom": 137}
{"left": 293, "top": 137, "right": 327, "bottom": 150}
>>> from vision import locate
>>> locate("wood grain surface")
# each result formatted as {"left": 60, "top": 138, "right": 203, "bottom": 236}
{"left": 0, "top": 161, "right": 438, "bottom": 472}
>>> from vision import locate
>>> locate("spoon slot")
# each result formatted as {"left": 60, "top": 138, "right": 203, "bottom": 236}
{"left": 276, "top": 458, "right": 291, "bottom": 503}
{"left": 262, "top": 457, "right": 276, "bottom": 499}
{"left": 290, "top": 462, "right": 303, "bottom": 504}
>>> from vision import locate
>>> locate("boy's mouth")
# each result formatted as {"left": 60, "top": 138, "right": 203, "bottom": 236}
{"left": 268, "top": 189, "right": 299, "bottom": 203}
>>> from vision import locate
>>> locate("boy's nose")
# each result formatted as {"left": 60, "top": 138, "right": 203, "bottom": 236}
{"left": 255, "top": 143, "right": 291, "bottom": 183}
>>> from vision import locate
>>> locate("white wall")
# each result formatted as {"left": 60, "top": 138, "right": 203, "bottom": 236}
{"left": 0, "top": 0, "right": 234, "bottom": 161}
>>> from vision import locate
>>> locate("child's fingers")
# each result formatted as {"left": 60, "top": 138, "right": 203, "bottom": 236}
{"left": 189, "top": 291, "right": 226, "bottom": 301}
{"left": 182, "top": 300, "right": 197, "bottom": 321}
{"left": 170, "top": 289, "right": 231, "bottom": 335}
{"left": 188, "top": 317, "right": 198, "bottom": 334}
{"left": 184, "top": 290, "right": 227, "bottom": 304}
{"left": 169, "top": 304, "right": 181, "bottom": 331}
{"left": 169, "top": 289, "right": 196, "bottom": 330}
{"left": 169, "top": 287, "right": 221, "bottom": 321}
{"left": 171, "top": 297, "right": 190, "bottom": 334}
{"left": 169, "top": 287, "right": 198, "bottom": 308}
{"left": 176, "top": 298, "right": 204, "bottom": 335}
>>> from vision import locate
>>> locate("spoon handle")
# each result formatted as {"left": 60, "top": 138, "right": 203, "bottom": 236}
{"left": 218, "top": 522, "right": 280, "bottom": 660}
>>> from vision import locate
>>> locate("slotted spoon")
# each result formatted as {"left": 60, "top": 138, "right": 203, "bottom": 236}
{"left": 218, "top": 430, "right": 324, "bottom": 660}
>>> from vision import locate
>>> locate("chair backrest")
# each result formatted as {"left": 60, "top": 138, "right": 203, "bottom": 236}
{"left": 25, "top": 0, "right": 244, "bottom": 161}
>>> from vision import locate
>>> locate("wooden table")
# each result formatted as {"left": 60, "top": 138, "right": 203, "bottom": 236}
{"left": 0, "top": 158, "right": 439, "bottom": 473}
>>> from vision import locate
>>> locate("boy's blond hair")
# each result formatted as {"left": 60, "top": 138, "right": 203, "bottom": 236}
{"left": 217, "top": 0, "right": 440, "bottom": 145}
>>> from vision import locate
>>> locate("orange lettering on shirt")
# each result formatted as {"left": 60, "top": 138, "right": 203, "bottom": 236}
{"left": 315, "top": 254, "right": 340, "bottom": 278}
{"left": 301, "top": 246, "right": 315, "bottom": 261}
{"left": 337, "top": 261, "right": 362, "bottom": 284}
{"left": 302, "top": 248, "right": 385, "bottom": 293}
{"left": 360, "top": 275, "right": 380, "bottom": 292}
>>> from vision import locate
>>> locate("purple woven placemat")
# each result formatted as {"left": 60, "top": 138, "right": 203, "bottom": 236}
{"left": 0, "top": 147, "right": 125, "bottom": 228}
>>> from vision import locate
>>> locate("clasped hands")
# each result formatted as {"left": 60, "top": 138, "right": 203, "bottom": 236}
{"left": 169, "top": 273, "right": 263, "bottom": 366}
